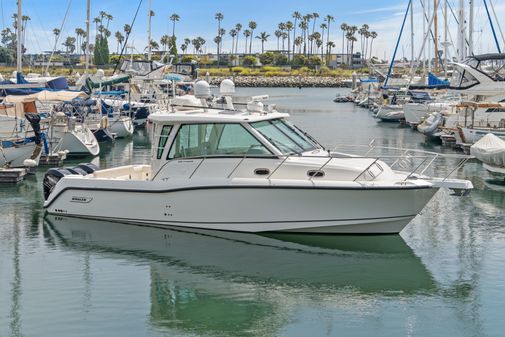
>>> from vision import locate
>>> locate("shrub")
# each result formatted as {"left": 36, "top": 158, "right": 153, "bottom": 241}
{"left": 274, "top": 53, "right": 288, "bottom": 66}
{"left": 242, "top": 55, "right": 257, "bottom": 67}
{"left": 307, "top": 56, "right": 322, "bottom": 68}
{"left": 292, "top": 54, "right": 307, "bottom": 67}
{"left": 259, "top": 52, "right": 275, "bottom": 65}
{"left": 181, "top": 55, "right": 198, "bottom": 63}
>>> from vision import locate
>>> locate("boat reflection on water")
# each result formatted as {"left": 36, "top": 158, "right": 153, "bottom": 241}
{"left": 45, "top": 215, "right": 436, "bottom": 336}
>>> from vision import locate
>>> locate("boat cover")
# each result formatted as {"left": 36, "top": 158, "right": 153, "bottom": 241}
{"left": 4, "top": 90, "right": 88, "bottom": 103}
{"left": 470, "top": 133, "right": 505, "bottom": 168}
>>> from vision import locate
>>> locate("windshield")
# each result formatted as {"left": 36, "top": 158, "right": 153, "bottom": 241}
{"left": 251, "top": 119, "right": 319, "bottom": 155}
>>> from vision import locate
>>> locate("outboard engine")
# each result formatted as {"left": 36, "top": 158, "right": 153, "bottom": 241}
{"left": 43, "top": 163, "right": 99, "bottom": 200}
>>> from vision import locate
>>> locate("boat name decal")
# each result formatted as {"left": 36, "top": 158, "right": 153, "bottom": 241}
{"left": 70, "top": 196, "right": 93, "bottom": 203}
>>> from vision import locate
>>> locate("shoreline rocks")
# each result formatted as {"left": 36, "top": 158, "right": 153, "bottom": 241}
{"left": 207, "top": 76, "right": 350, "bottom": 88}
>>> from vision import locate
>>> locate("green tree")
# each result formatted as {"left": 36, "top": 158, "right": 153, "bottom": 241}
{"left": 259, "top": 52, "right": 274, "bottom": 65}
{"left": 248, "top": 21, "right": 257, "bottom": 54}
{"left": 292, "top": 54, "right": 306, "bottom": 67}
{"left": 255, "top": 32, "right": 269, "bottom": 54}
{"left": 242, "top": 55, "right": 257, "bottom": 67}
{"left": 274, "top": 53, "right": 288, "bottom": 65}
{"left": 0, "top": 46, "right": 14, "bottom": 63}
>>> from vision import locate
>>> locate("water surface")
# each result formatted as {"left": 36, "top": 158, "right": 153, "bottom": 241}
{"left": 1, "top": 87, "right": 504, "bottom": 337}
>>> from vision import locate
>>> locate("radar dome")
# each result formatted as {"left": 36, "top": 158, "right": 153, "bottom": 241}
{"left": 194, "top": 80, "right": 211, "bottom": 99}
{"left": 219, "top": 79, "right": 235, "bottom": 95}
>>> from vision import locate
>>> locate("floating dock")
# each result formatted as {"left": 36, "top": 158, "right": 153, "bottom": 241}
{"left": 0, "top": 168, "right": 28, "bottom": 183}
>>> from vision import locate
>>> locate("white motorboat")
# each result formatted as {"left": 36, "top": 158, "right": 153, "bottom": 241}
{"left": 48, "top": 112, "right": 100, "bottom": 156}
{"left": 470, "top": 133, "right": 505, "bottom": 174}
{"left": 42, "top": 85, "right": 473, "bottom": 234}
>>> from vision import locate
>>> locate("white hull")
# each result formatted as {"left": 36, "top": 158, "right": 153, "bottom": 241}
{"left": 51, "top": 125, "right": 100, "bottom": 156}
{"left": 461, "top": 127, "right": 505, "bottom": 144}
{"left": 45, "top": 181, "right": 438, "bottom": 234}
{"left": 376, "top": 105, "right": 404, "bottom": 122}
{"left": 109, "top": 116, "right": 134, "bottom": 138}
{"left": 0, "top": 141, "right": 42, "bottom": 167}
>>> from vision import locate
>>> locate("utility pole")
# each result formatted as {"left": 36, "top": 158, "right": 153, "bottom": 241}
{"left": 85, "top": 0, "right": 90, "bottom": 73}
{"left": 147, "top": 0, "right": 152, "bottom": 60}
{"left": 16, "top": 0, "right": 22, "bottom": 72}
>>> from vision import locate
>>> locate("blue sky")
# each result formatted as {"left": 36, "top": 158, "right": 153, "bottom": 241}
{"left": 1, "top": 0, "right": 504, "bottom": 59}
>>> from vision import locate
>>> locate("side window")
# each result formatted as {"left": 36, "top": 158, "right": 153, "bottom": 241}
{"left": 168, "top": 123, "right": 270, "bottom": 159}
{"left": 156, "top": 125, "right": 172, "bottom": 159}
{"left": 216, "top": 124, "right": 270, "bottom": 155}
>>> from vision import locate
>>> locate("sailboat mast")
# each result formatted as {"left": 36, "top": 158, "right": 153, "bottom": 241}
{"left": 444, "top": 0, "right": 448, "bottom": 78}
{"left": 468, "top": 0, "right": 473, "bottom": 55}
{"left": 422, "top": 0, "right": 426, "bottom": 78}
{"left": 147, "top": 0, "right": 152, "bottom": 60}
{"left": 457, "top": 0, "right": 466, "bottom": 60}
{"left": 85, "top": 0, "right": 90, "bottom": 73}
{"left": 16, "top": 0, "right": 22, "bottom": 72}
{"left": 427, "top": 0, "right": 432, "bottom": 73}
{"left": 434, "top": 0, "right": 438, "bottom": 70}
{"left": 410, "top": 0, "right": 414, "bottom": 69}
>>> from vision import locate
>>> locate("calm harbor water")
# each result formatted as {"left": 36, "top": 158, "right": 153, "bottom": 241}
{"left": 1, "top": 87, "right": 505, "bottom": 337}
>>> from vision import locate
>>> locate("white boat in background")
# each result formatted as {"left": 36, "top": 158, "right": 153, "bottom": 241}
{"left": 42, "top": 81, "right": 473, "bottom": 234}
{"left": 4, "top": 90, "right": 100, "bottom": 157}
{"left": 375, "top": 105, "right": 405, "bottom": 122}
{"left": 0, "top": 98, "right": 44, "bottom": 167}
{"left": 48, "top": 112, "right": 99, "bottom": 156}
{"left": 470, "top": 133, "right": 505, "bottom": 174}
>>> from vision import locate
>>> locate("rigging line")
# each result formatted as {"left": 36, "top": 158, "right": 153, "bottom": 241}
{"left": 489, "top": 0, "right": 505, "bottom": 49}
{"left": 483, "top": 0, "right": 501, "bottom": 53}
{"left": 112, "top": 0, "right": 144, "bottom": 75}
{"left": 45, "top": 0, "right": 73, "bottom": 75}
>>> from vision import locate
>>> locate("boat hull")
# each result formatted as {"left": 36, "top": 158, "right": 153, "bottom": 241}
{"left": 44, "top": 184, "right": 438, "bottom": 234}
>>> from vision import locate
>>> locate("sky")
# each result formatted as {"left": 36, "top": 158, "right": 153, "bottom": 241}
{"left": 1, "top": 0, "right": 505, "bottom": 60}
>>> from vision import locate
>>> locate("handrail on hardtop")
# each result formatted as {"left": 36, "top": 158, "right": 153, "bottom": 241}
{"left": 180, "top": 147, "right": 471, "bottom": 182}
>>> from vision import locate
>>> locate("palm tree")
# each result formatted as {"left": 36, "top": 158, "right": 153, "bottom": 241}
{"left": 255, "top": 32, "right": 270, "bottom": 54}
{"left": 325, "top": 15, "right": 334, "bottom": 63}
{"left": 214, "top": 35, "right": 222, "bottom": 62}
{"left": 149, "top": 39, "right": 159, "bottom": 51}
{"left": 294, "top": 36, "right": 303, "bottom": 54}
{"left": 340, "top": 23, "right": 348, "bottom": 56}
{"left": 281, "top": 32, "right": 288, "bottom": 51}
{"left": 123, "top": 24, "right": 131, "bottom": 35}
{"left": 274, "top": 30, "right": 282, "bottom": 51}
{"left": 299, "top": 19, "right": 308, "bottom": 55}
{"left": 75, "top": 28, "right": 85, "bottom": 55}
{"left": 160, "top": 34, "right": 170, "bottom": 52}
{"left": 169, "top": 13, "right": 180, "bottom": 48}
{"left": 180, "top": 43, "right": 187, "bottom": 54}
{"left": 52, "top": 28, "right": 61, "bottom": 47}
{"left": 215, "top": 13, "right": 224, "bottom": 63}
{"left": 115, "top": 31, "right": 124, "bottom": 53}
{"left": 62, "top": 36, "right": 76, "bottom": 54}
{"left": 229, "top": 29, "right": 237, "bottom": 56}
{"left": 285, "top": 21, "right": 293, "bottom": 58}
{"left": 311, "top": 12, "right": 319, "bottom": 53}
{"left": 320, "top": 23, "right": 327, "bottom": 63}
{"left": 234, "top": 23, "right": 242, "bottom": 55}
{"left": 327, "top": 41, "right": 335, "bottom": 63}
{"left": 369, "top": 31, "right": 377, "bottom": 59}
{"left": 248, "top": 21, "right": 257, "bottom": 54}
{"left": 292, "top": 11, "right": 301, "bottom": 56}
{"left": 243, "top": 29, "right": 251, "bottom": 54}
